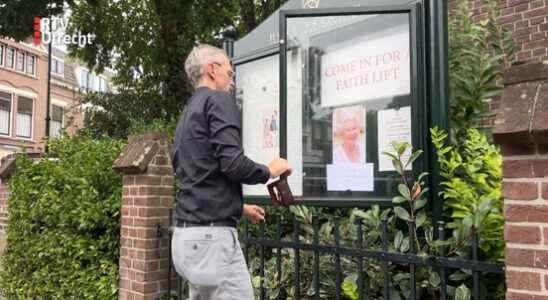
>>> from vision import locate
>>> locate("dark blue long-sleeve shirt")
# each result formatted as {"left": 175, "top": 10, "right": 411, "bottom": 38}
{"left": 171, "top": 87, "right": 271, "bottom": 223}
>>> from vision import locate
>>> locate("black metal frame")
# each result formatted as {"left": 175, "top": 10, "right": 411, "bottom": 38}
{"left": 277, "top": 5, "right": 428, "bottom": 207}
{"left": 231, "top": 0, "right": 449, "bottom": 225}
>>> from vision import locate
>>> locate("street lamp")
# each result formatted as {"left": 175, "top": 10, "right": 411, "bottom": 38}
{"left": 44, "top": 2, "right": 53, "bottom": 152}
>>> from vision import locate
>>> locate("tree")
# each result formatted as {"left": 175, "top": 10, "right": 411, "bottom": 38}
{"left": 68, "top": 0, "right": 241, "bottom": 138}
{"left": 0, "top": 0, "right": 67, "bottom": 41}
{"left": 0, "top": 0, "right": 289, "bottom": 138}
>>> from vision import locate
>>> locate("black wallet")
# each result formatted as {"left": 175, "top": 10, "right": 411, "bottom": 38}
{"left": 267, "top": 173, "right": 295, "bottom": 206}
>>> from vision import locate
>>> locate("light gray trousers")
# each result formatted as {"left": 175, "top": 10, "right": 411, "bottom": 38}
{"left": 171, "top": 226, "right": 254, "bottom": 300}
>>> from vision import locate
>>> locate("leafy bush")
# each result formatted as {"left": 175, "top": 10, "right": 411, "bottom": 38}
{"left": 0, "top": 134, "right": 125, "bottom": 299}
{"left": 431, "top": 127, "right": 504, "bottom": 261}
{"left": 448, "top": 0, "right": 515, "bottom": 134}
{"left": 129, "top": 117, "right": 178, "bottom": 143}
{"left": 247, "top": 143, "right": 504, "bottom": 300}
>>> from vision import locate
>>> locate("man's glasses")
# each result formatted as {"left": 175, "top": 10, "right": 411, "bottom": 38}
{"left": 212, "top": 62, "right": 234, "bottom": 79}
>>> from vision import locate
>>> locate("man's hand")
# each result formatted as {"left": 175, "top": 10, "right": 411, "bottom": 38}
{"left": 243, "top": 204, "right": 265, "bottom": 224}
{"left": 268, "top": 158, "right": 292, "bottom": 178}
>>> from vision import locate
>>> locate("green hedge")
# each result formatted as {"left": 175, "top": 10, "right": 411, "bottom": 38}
{"left": 0, "top": 134, "right": 124, "bottom": 299}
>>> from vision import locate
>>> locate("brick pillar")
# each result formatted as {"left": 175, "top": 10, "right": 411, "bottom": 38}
{"left": 494, "top": 63, "right": 548, "bottom": 299}
{"left": 113, "top": 132, "right": 174, "bottom": 300}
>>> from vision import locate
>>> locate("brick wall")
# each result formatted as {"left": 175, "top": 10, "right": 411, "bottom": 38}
{"left": 494, "top": 63, "right": 548, "bottom": 299}
{"left": 496, "top": 0, "right": 548, "bottom": 63}
{"left": 114, "top": 133, "right": 176, "bottom": 300}
{"left": 449, "top": 0, "right": 548, "bottom": 64}
{"left": 448, "top": 0, "right": 548, "bottom": 130}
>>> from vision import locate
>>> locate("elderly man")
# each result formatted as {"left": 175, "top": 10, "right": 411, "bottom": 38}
{"left": 171, "top": 44, "right": 292, "bottom": 299}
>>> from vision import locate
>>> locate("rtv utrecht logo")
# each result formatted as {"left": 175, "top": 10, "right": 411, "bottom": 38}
{"left": 33, "top": 16, "right": 95, "bottom": 47}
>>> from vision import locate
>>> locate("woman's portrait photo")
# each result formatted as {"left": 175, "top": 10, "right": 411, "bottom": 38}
{"left": 332, "top": 105, "right": 366, "bottom": 164}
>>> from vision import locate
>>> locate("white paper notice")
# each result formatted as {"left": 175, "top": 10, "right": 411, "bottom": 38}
{"left": 377, "top": 106, "right": 412, "bottom": 172}
{"left": 327, "top": 163, "right": 374, "bottom": 191}
{"left": 238, "top": 55, "right": 279, "bottom": 196}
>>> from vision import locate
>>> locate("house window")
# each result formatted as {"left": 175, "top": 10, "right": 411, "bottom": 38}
{"left": 80, "top": 69, "right": 88, "bottom": 90}
{"left": 15, "top": 51, "right": 25, "bottom": 72}
{"left": 80, "top": 69, "right": 104, "bottom": 92}
{"left": 98, "top": 77, "right": 108, "bottom": 93}
{"left": 0, "top": 45, "right": 4, "bottom": 66}
{"left": 26, "top": 55, "right": 35, "bottom": 75}
{"left": 50, "top": 105, "right": 63, "bottom": 138}
{"left": 0, "top": 92, "right": 11, "bottom": 135}
{"left": 6, "top": 48, "right": 14, "bottom": 69}
{"left": 52, "top": 59, "right": 64, "bottom": 75}
{"left": 16, "top": 97, "right": 33, "bottom": 138}
{"left": 87, "top": 73, "right": 95, "bottom": 91}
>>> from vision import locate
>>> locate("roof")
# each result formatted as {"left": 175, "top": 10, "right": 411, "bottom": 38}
{"left": 234, "top": 0, "right": 413, "bottom": 59}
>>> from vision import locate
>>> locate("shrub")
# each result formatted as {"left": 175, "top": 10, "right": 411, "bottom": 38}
{"left": 247, "top": 142, "right": 504, "bottom": 300}
{"left": 431, "top": 127, "right": 504, "bottom": 261}
{"left": 0, "top": 134, "right": 125, "bottom": 299}
{"left": 448, "top": 0, "right": 515, "bottom": 134}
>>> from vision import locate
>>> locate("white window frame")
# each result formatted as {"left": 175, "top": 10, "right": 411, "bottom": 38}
{"left": 25, "top": 55, "right": 36, "bottom": 76}
{"left": 5, "top": 48, "right": 14, "bottom": 69}
{"left": 80, "top": 69, "right": 89, "bottom": 91}
{"left": 99, "top": 76, "right": 109, "bottom": 93}
{"left": 50, "top": 100, "right": 66, "bottom": 138}
{"left": 0, "top": 91, "right": 13, "bottom": 137}
{"left": 15, "top": 96, "right": 34, "bottom": 140}
{"left": 0, "top": 44, "right": 4, "bottom": 67}
{"left": 88, "top": 73, "right": 95, "bottom": 91}
{"left": 52, "top": 57, "right": 65, "bottom": 77}
{"left": 15, "top": 50, "right": 25, "bottom": 73}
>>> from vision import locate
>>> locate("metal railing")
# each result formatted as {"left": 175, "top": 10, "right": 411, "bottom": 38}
{"left": 164, "top": 211, "right": 505, "bottom": 300}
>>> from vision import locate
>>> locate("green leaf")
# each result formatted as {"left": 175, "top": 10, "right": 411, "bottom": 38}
{"left": 414, "top": 198, "right": 427, "bottom": 210}
{"left": 455, "top": 284, "right": 471, "bottom": 300}
{"left": 251, "top": 276, "right": 261, "bottom": 288}
{"left": 394, "top": 207, "right": 411, "bottom": 222}
{"left": 393, "top": 273, "right": 410, "bottom": 282}
{"left": 392, "top": 196, "right": 407, "bottom": 204}
{"left": 393, "top": 162, "right": 403, "bottom": 176}
{"left": 382, "top": 151, "right": 399, "bottom": 161}
{"left": 394, "top": 231, "right": 403, "bottom": 250}
{"left": 429, "top": 272, "right": 441, "bottom": 288}
{"left": 400, "top": 237, "right": 410, "bottom": 253}
{"left": 398, "top": 184, "right": 411, "bottom": 200}
{"left": 405, "top": 149, "right": 423, "bottom": 168}
{"left": 416, "top": 212, "right": 427, "bottom": 228}
{"left": 342, "top": 277, "right": 358, "bottom": 300}
{"left": 395, "top": 142, "right": 410, "bottom": 156}
{"left": 415, "top": 188, "right": 429, "bottom": 202}
{"left": 450, "top": 271, "right": 471, "bottom": 281}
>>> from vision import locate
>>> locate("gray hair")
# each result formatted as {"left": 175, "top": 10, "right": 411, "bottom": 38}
{"left": 184, "top": 44, "right": 228, "bottom": 88}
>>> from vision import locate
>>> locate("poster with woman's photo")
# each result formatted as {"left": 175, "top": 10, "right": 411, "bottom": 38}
{"left": 332, "top": 105, "right": 366, "bottom": 164}
{"left": 327, "top": 104, "right": 374, "bottom": 191}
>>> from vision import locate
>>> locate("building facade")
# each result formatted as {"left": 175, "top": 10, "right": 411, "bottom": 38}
{"left": 0, "top": 38, "right": 110, "bottom": 159}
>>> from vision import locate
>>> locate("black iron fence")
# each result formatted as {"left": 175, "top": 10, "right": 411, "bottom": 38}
{"left": 164, "top": 210, "right": 505, "bottom": 300}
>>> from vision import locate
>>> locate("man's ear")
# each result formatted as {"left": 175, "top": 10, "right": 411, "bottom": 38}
{"left": 204, "top": 63, "right": 215, "bottom": 80}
